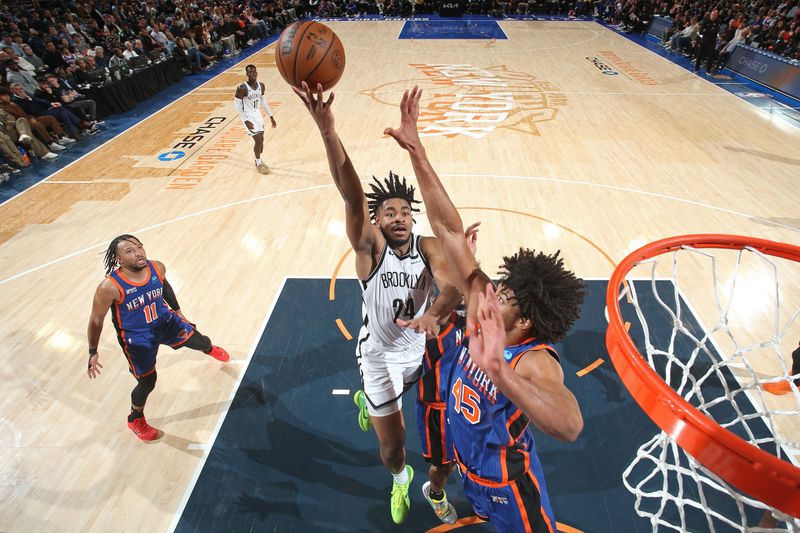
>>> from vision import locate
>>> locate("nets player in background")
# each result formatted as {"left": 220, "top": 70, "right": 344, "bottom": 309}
{"left": 292, "top": 81, "right": 465, "bottom": 525}
{"left": 399, "top": 227, "right": 478, "bottom": 525}
{"left": 86, "top": 235, "right": 230, "bottom": 441}
{"left": 234, "top": 64, "right": 277, "bottom": 175}
{"left": 386, "top": 87, "right": 586, "bottom": 532}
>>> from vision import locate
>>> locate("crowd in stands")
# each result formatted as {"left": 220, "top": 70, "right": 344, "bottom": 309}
{"left": 0, "top": 0, "right": 304, "bottom": 184}
{"left": 0, "top": 0, "right": 797, "bottom": 183}
{"left": 596, "top": 0, "right": 799, "bottom": 72}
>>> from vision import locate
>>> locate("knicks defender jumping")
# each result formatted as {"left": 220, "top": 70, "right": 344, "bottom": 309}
{"left": 387, "top": 86, "right": 586, "bottom": 532}
{"left": 293, "top": 81, "right": 463, "bottom": 525}
{"left": 234, "top": 64, "right": 277, "bottom": 175}
{"left": 87, "top": 234, "right": 230, "bottom": 441}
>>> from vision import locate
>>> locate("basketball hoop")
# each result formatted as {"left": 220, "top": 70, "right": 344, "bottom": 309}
{"left": 606, "top": 234, "right": 800, "bottom": 530}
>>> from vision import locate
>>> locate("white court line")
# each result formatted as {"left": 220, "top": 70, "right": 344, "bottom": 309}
{"left": 3, "top": 173, "right": 798, "bottom": 286}
{"left": 186, "top": 443, "right": 211, "bottom": 451}
{"left": 0, "top": 184, "right": 331, "bottom": 287}
{"left": 332, "top": 389, "right": 351, "bottom": 395}
{"left": 167, "top": 276, "right": 287, "bottom": 533}
{"left": 0, "top": 37, "right": 279, "bottom": 209}
{"left": 441, "top": 174, "right": 800, "bottom": 234}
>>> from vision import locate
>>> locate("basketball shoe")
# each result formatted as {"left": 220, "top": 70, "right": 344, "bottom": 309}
{"left": 207, "top": 345, "right": 230, "bottom": 362}
{"left": 390, "top": 465, "right": 414, "bottom": 524}
{"left": 422, "top": 481, "right": 457, "bottom": 524}
{"left": 353, "top": 390, "right": 372, "bottom": 432}
{"left": 128, "top": 416, "right": 159, "bottom": 441}
{"left": 257, "top": 162, "right": 270, "bottom": 175}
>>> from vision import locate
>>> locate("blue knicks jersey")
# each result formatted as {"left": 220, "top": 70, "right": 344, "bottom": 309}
{"left": 418, "top": 308, "right": 466, "bottom": 405}
{"left": 107, "top": 261, "right": 171, "bottom": 334}
{"left": 448, "top": 334, "right": 558, "bottom": 483}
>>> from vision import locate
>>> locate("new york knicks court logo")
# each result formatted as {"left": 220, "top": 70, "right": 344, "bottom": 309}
{"left": 360, "top": 63, "right": 566, "bottom": 138}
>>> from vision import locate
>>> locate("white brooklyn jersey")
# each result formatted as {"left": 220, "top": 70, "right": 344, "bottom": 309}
{"left": 358, "top": 234, "right": 435, "bottom": 349}
{"left": 238, "top": 81, "right": 263, "bottom": 118}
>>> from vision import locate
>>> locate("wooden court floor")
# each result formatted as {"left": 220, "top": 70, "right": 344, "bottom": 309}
{"left": 0, "top": 19, "right": 798, "bottom": 531}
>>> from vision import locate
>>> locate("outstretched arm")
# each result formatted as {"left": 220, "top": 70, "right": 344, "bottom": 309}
{"left": 385, "top": 87, "right": 489, "bottom": 318}
{"left": 293, "top": 82, "right": 374, "bottom": 256}
{"left": 399, "top": 221, "right": 481, "bottom": 336}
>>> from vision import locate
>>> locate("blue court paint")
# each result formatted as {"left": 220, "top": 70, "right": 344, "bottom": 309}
{"left": 399, "top": 19, "right": 508, "bottom": 39}
{"left": 172, "top": 278, "right": 779, "bottom": 532}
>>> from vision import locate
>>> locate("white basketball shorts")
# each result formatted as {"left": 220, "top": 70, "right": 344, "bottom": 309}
{"left": 356, "top": 336, "right": 424, "bottom": 417}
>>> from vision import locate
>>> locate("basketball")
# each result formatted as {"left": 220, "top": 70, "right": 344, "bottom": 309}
{"left": 275, "top": 21, "right": 346, "bottom": 91}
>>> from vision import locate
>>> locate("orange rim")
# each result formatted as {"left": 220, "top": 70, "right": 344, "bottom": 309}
{"left": 605, "top": 234, "right": 800, "bottom": 518}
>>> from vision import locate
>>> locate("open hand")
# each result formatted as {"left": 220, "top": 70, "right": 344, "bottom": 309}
{"left": 384, "top": 86, "right": 422, "bottom": 151}
{"left": 292, "top": 81, "right": 335, "bottom": 132}
{"left": 397, "top": 314, "right": 441, "bottom": 339}
{"left": 468, "top": 283, "right": 505, "bottom": 378}
{"left": 87, "top": 353, "right": 103, "bottom": 379}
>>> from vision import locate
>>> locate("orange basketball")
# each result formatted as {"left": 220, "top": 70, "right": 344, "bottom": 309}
{"left": 275, "top": 21, "right": 346, "bottom": 91}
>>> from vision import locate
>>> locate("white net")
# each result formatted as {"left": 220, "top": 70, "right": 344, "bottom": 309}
{"left": 616, "top": 243, "right": 800, "bottom": 532}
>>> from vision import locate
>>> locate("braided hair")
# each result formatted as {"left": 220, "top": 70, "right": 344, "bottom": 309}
{"left": 497, "top": 249, "right": 586, "bottom": 342}
{"left": 103, "top": 234, "right": 141, "bottom": 275}
{"left": 364, "top": 171, "right": 421, "bottom": 220}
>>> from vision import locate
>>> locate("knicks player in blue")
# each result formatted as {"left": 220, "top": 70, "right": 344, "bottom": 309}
{"left": 387, "top": 87, "right": 586, "bottom": 532}
{"left": 86, "top": 235, "right": 230, "bottom": 441}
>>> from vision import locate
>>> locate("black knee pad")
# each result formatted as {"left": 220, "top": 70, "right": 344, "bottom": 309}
{"left": 184, "top": 330, "right": 213, "bottom": 353}
{"left": 131, "top": 371, "right": 158, "bottom": 406}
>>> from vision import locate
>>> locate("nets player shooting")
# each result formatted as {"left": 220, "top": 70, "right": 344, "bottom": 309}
{"left": 234, "top": 64, "right": 277, "bottom": 175}
{"left": 292, "top": 81, "right": 464, "bottom": 525}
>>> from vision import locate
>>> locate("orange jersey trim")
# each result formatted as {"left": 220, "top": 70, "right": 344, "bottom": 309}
{"left": 506, "top": 408, "right": 525, "bottom": 446}
{"left": 438, "top": 407, "right": 447, "bottom": 462}
{"left": 107, "top": 276, "right": 125, "bottom": 302}
{"left": 510, "top": 344, "right": 558, "bottom": 370}
{"left": 511, "top": 481, "right": 534, "bottom": 533}
{"left": 454, "top": 449, "right": 515, "bottom": 488}
{"left": 114, "top": 263, "right": 154, "bottom": 287}
{"left": 425, "top": 405, "right": 433, "bottom": 455}
{"left": 526, "top": 470, "right": 555, "bottom": 533}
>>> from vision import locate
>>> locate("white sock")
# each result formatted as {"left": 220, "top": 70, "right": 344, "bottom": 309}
{"left": 255, "top": 158, "right": 262, "bottom": 165}
{"left": 392, "top": 465, "right": 409, "bottom": 484}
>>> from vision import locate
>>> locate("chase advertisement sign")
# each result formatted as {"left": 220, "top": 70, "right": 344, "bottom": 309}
{"left": 727, "top": 45, "right": 800, "bottom": 100}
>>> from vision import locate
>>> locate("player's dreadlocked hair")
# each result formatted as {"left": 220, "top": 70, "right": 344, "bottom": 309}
{"left": 364, "top": 171, "right": 421, "bottom": 220}
{"left": 497, "top": 249, "right": 586, "bottom": 342}
{"left": 103, "top": 234, "right": 141, "bottom": 275}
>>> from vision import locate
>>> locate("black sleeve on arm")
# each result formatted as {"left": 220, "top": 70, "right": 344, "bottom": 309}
{"left": 162, "top": 278, "right": 180, "bottom": 310}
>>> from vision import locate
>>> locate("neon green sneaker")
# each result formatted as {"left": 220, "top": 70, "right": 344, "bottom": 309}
{"left": 422, "top": 481, "right": 457, "bottom": 524}
{"left": 390, "top": 465, "right": 414, "bottom": 524}
{"left": 353, "top": 390, "right": 372, "bottom": 432}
